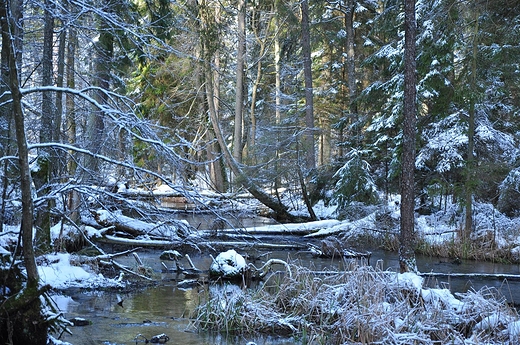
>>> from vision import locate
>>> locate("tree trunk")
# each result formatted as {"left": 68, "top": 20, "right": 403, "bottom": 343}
{"left": 301, "top": 0, "right": 315, "bottom": 170}
{"left": 345, "top": 0, "right": 357, "bottom": 111}
{"left": 0, "top": 0, "right": 15, "bottom": 232}
{"left": 1, "top": 0, "right": 38, "bottom": 289}
{"left": 344, "top": 0, "right": 358, "bottom": 151}
{"left": 34, "top": 0, "right": 55, "bottom": 252}
{"left": 195, "top": 0, "right": 227, "bottom": 192}
{"left": 399, "top": 0, "right": 417, "bottom": 274}
{"left": 233, "top": 0, "right": 246, "bottom": 163}
{"left": 85, "top": 19, "right": 113, "bottom": 179}
{"left": 249, "top": 5, "right": 271, "bottom": 162}
{"left": 40, "top": 0, "right": 54, "bottom": 146}
{"left": 54, "top": 14, "right": 66, "bottom": 177}
{"left": 464, "top": 10, "right": 479, "bottom": 241}
{"left": 66, "top": 27, "right": 80, "bottom": 223}
{"left": 0, "top": 0, "right": 47, "bottom": 342}
{"left": 274, "top": 0, "right": 282, "bottom": 194}
{"left": 55, "top": 22, "right": 65, "bottom": 143}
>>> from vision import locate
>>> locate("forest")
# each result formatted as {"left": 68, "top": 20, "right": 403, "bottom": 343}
{"left": 1, "top": 0, "right": 520, "bottom": 343}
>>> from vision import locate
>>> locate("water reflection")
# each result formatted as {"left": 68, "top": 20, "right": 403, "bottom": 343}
{"left": 55, "top": 252, "right": 298, "bottom": 345}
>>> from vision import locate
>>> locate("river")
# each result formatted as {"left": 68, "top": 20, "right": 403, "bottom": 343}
{"left": 54, "top": 243, "right": 520, "bottom": 345}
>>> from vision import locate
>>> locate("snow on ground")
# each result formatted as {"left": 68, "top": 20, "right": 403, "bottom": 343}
{"left": 38, "top": 253, "right": 124, "bottom": 289}
{"left": 0, "top": 191, "right": 519, "bottom": 292}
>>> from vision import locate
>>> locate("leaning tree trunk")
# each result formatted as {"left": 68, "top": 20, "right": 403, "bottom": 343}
{"left": 203, "top": 46, "right": 295, "bottom": 222}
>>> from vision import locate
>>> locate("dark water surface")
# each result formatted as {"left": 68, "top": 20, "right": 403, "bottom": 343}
{"left": 56, "top": 250, "right": 300, "bottom": 345}
{"left": 55, "top": 241, "right": 520, "bottom": 345}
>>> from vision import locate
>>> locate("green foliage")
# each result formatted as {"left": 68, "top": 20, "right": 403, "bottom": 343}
{"left": 497, "top": 167, "right": 520, "bottom": 217}
{"left": 332, "top": 150, "right": 379, "bottom": 211}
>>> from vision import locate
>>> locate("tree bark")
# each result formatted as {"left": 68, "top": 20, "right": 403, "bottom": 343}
{"left": 0, "top": 0, "right": 15, "bottom": 232}
{"left": 301, "top": 0, "right": 315, "bottom": 170}
{"left": 1, "top": 0, "right": 38, "bottom": 290}
{"left": 345, "top": 0, "right": 356, "bottom": 108}
{"left": 85, "top": 16, "right": 113, "bottom": 179}
{"left": 34, "top": 0, "right": 55, "bottom": 252}
{"left": 40, "top": 0, "right": 54, "bottom": 147}
{"left": 66, "top": 26, "right": 80, "bottom": 223}
{"left": 399, "top": 0, "right": 417, "bottom": 273}
{"left": 195, "top": 0, "right": 227, "bottom": 192}
{"left": 344, "top": 0, "right": 358, "bottom": 154}
{"left": 233, "top": 0, "right": 246, "bottom": 163}
{"left": 274, "top": 0, "right": 282, "bottom": 195}
{"left": 464, "top": 10, "right": 479, "bottom": 241}
{"left": 0, "top": 1, "right": 48, "bottom": 342}
{"left": 249, "top": 5, "right": 272, "bottom": 161}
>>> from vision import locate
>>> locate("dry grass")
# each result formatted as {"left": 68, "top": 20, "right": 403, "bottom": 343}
{"left": 193, "top": 260, "right": 519, "bottom": 344}
{"left": 415, "top": 236, "right": 516, "bottom": 263}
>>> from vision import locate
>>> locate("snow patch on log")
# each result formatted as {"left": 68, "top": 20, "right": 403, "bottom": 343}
{"left": 210, "top": 249, "right": 247, "bottom": 278}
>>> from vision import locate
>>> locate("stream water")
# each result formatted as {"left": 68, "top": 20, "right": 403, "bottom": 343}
{"left": 54, "top": 245, "right": 520, "bottom": 345}
{"left": 53, "top": 209, "right": 520, "bottom": 345}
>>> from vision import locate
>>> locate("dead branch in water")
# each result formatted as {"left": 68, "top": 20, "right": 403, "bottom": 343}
{"left": 250, "top": 259, "right": 292, "bottom": 279}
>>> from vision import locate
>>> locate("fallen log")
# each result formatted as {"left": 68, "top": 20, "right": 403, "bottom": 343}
{"left": 97, "top": 234, "right": 307, "bottom": 252}
{"left": 98, "top": 234, "right": 184, "bottom": 247}
{"left": 419, "top": 272, "right": 520, "bottom": 281}
{"left": 208, "top": 241, "right": 307, "bottom": 251}
{"left": 91, "top": 209, "right": 190, "bottom": 240}
{"left": 211, "top": 219, "right": 341, "bottom": 236}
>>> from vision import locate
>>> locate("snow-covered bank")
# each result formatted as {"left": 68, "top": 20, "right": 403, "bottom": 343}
{"left": 37, "top": 253, "right": 125, "bottom": 289}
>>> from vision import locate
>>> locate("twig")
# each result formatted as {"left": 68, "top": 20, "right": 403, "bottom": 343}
{"left": 185, "top": 254, "right": 200, "bottom": 271}
{"left": 101, "top": 260, "right": 153, "bottom": 281}
{"left": 133, "top": 252, "right": 144, "bottom": 266}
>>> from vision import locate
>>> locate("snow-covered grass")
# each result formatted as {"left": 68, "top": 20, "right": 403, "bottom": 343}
{"left": 194, "top": 260, "right": 520, "bottom": 344}
{"left": 306, "top": 195, "right": 520, "bottom": 263}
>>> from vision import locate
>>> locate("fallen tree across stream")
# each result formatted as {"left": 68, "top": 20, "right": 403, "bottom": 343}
{"left": 88, "top": 209, "right": 344, "bottom": 252}
{"left": 419, "top": 271, "right": 520, "bottom": 281}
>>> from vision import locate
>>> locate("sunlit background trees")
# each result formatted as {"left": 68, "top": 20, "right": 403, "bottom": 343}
{"left": 0, "top": 0, "right": 518, "bottom": 269}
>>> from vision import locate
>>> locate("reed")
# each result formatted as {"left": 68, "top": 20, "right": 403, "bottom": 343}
{"left": 193, "top": 260, "right": 519, "bottom": 344}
